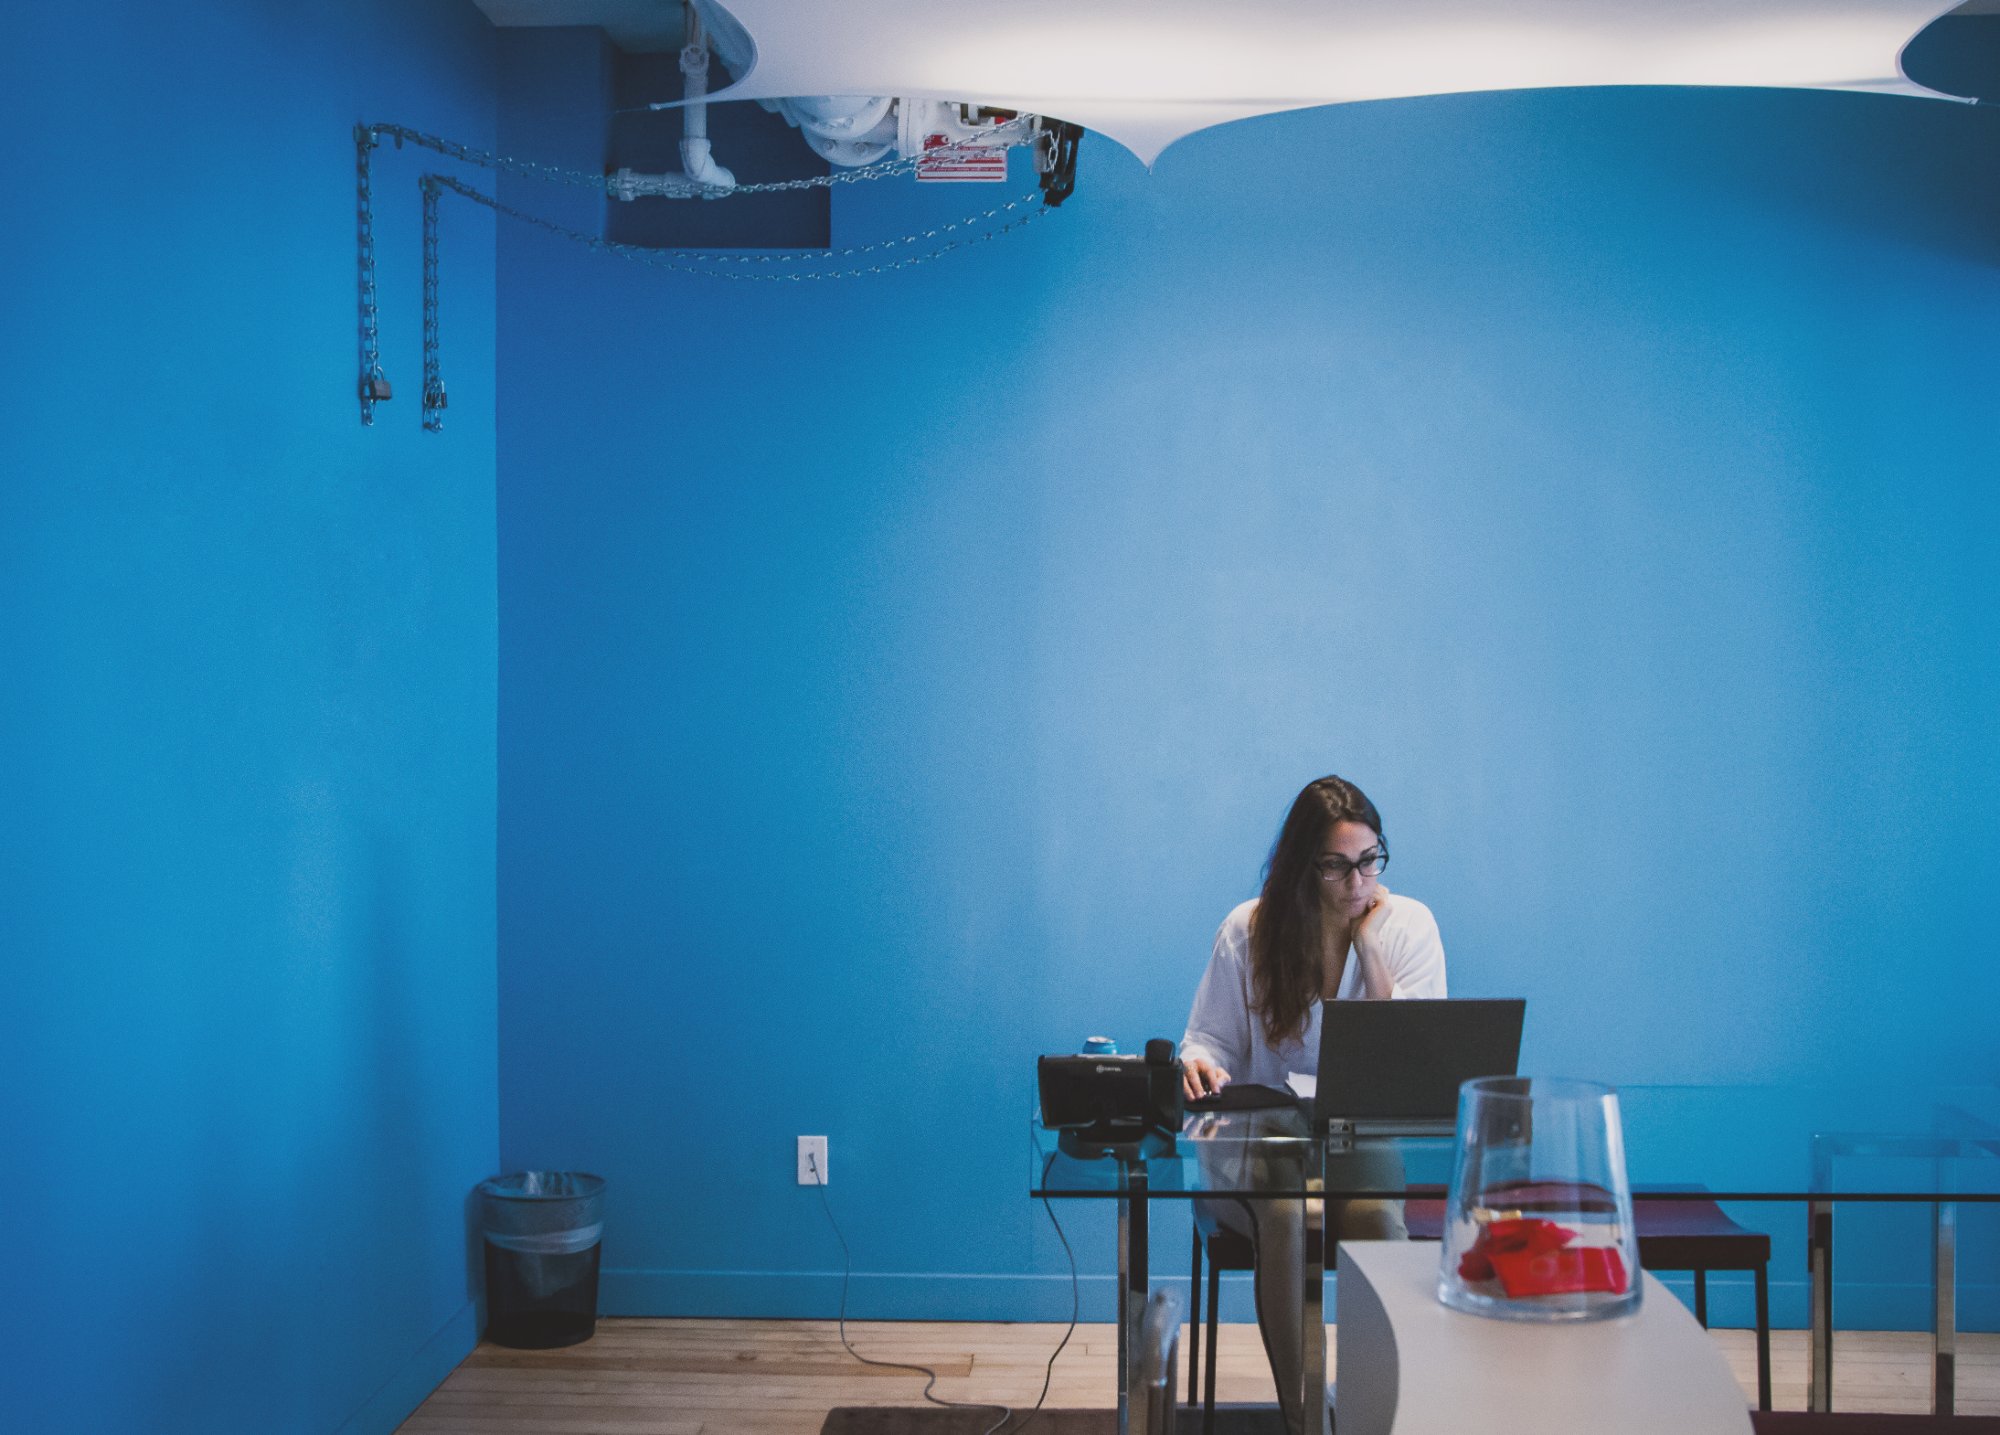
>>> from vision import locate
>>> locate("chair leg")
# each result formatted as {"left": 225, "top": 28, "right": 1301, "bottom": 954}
{"left": 1754, "top": 1263, "right": 1772, "bottom": 1412}
{"left": 1694, "top": 1269, "right": 1708, "bottom": 1328}
{"left": 1187, "top": 1229, "right": 1203, "bottom": 1414}
{"left": 1205, "top": 1255, "right": 1222, "bottom": 1435}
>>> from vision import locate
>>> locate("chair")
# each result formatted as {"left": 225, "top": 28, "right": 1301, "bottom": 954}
{"left": 1629, "top": 1192, "right": 1772, "bottom": 1410}
{"left": 1187, "top": 1186, "right": 1771, "bottom": 1431}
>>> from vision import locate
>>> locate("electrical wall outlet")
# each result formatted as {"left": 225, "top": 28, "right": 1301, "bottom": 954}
{"left": 797, "top": 1135, "right": 829, "bottom": 1185}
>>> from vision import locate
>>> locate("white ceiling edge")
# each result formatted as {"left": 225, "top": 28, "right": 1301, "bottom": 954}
{"left": 905, "top": 77, "right": 1953, "bottom": 171}
{"left": 472, "top": 0, "right": 1972, "bottom": 167}
{"left": 692, "top": 0, "right": 1969, "bottom": 166}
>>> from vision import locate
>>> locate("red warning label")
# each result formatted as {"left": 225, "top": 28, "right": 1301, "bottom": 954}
{"left": 916, "top": 132, "right": 1008, "bottom": 182}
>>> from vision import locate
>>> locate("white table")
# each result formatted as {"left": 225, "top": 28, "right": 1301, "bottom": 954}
{"left": 1334, "top": 1241, "right": 1754, "bottom": 1435}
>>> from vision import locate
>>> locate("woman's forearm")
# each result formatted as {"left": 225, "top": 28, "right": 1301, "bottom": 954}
{"left": 1355, "top": 943, "right": 1397, "bottom": 999}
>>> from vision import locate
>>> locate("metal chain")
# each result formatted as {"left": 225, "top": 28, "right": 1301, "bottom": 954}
{"left": 624, "top": 191, "right": 1046, "bottom": 267}
{"left": 365, "top": 115, "right": 1050, "bottom": 429}
{"left": 355, "top": 125, "right": 391, "bottom": 424}
{"left": 366, "top": 115, "right": 1032, "bottom": 198}
{"left": 425, "top": 173, "right": 1055, "bottom": 283}
{"left": 421, "top": 177, "right": 447, "bottom": 433}
{"left": 726, "top": 113, "right": 1034, "bottom": 193}
{"left": 369, "top": 123, "right": 612, "bottom": 192}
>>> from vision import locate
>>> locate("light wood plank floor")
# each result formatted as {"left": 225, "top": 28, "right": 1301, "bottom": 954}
{"left": 398, "top": 1319, "right": 2000, "bottom": 1434}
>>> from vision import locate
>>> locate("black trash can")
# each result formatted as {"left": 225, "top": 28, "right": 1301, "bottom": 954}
{"left": 478, "top": 1171, "right": 606, "bottom": 1349}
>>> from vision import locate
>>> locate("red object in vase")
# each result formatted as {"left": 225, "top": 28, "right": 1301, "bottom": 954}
{"left": 1491, "top": 1246, "right": 1630, "bottom": 1297}
{"left": 1454, "top": 1216, "right": 1628, "bottom": 1296}
{"left": 1455, "top": 1216, "right": 1577, "bottom": 1282}
{"left": 1488, "top": 1218, "right": 1577, "bottom": 1255}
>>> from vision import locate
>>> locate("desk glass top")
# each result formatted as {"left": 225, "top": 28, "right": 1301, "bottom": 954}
{"left": 1030, "top": 1084, "right": 2000, "bottom": 1202}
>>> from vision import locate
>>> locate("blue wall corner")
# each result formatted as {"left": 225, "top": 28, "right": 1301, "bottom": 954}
{"left": 332, "top": 1303, "right": 481, "bottom": 1435}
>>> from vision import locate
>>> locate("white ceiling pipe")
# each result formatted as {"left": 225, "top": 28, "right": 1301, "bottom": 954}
{"left": 765, "top": 94, "right": 896, "bottom": 166}
{"left": 787, "top": 94, "right": 895, "bottom": 136}
{"left": 676, "top": 3, "right": 736, "bottom": 193}
{"left": 800, "top": 127, "right": 895, "bottom": 166}
{"left": 610, "top": 0, "right": 735, "bottom": 199}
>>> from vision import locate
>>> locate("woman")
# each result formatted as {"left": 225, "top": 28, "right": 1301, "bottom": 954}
{"left": 1180, "top": 775, "right": 1447, "bottom": 1435}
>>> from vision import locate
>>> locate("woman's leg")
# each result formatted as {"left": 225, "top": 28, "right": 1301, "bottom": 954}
{"left": 1208, "top": 1194, "right": 1327, "bottom": 1435}
{"left": 1323, "top": 1143, "right": 1410, "bottom": 1244}
{"left": 1209, "top": 1147, "right": 1408, "bottom": 1435}
{"left": 1324, "top": 1195, "right": 1408, "bottom": 1241}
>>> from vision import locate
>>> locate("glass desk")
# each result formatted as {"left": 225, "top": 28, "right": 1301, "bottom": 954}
{"left": 1030, "top": 1085, "right": 2000, "bottom": 1432}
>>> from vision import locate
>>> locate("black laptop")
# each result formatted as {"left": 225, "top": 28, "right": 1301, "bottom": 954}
{"left": 1313, "top": 998, "right": 1526, "bottom": 1135}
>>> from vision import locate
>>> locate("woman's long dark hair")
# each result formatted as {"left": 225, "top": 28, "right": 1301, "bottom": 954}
{"left": 1248, "top": 775, "right": 1385, "bottom": 1047}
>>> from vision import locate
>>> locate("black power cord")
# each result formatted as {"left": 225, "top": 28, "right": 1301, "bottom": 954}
{"left": 808, "top": 1152, "right": 1079, "bottom": 1435}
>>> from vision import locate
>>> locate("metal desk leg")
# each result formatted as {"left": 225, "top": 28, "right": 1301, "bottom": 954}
{"left": 1808, "top": 1199, "right": 1833, "bottom": 1412}
{"left": 1117, "top": 1194, "right": 1128, "bottom": 1435}
{"left": 1118, "top": 1165, "right": 1151, "bottom": 1435}
{"left": 1934, "top": 1198, "right": 1957, "bottom": 1415}
{"left": 1302, "top": 1144, "right": 1329, "bottom": 1435}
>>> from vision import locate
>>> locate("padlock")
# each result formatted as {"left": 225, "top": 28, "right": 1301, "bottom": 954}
{"left": 360, "top": 374, "right": 393, "bottom": 402}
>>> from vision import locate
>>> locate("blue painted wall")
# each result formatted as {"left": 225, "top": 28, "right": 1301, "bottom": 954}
{"left": 1, "top": 3, "right": 500, "bottom": 1431}
{"left": 496, "top": 81, "right": 2000, "bottom": 1332}
{"left": 8, "top": 8, "right": 1997, "bottom": 1423}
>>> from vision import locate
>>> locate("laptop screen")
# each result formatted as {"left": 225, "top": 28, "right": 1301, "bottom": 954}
{"left": 1314, "top": 998, "right": 1526, "bottom": 1123}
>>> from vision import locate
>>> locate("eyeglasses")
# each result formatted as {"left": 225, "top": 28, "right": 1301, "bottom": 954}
{"left": 1318, "top": 848, "right": 1388, "bottom": 883}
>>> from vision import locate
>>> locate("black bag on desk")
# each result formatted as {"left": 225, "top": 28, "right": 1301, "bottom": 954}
{"left": 1038, "top": 1039, "right": 1184, "bottom": 1156}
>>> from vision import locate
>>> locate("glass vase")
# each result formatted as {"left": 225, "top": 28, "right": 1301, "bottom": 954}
{"left": 1436, "top": 1076, "right": 1642, "bottom": 1321}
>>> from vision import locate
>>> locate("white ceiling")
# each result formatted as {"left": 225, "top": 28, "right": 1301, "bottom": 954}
{"left": 473, "top": 0, "right": 1967, "bottom": 164}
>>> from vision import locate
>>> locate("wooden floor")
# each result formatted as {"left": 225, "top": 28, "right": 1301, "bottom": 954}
{"left": 398, "top": 1319, "right": 2000, "bottom": 1434}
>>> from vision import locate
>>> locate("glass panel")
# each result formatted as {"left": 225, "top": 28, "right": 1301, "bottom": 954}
{"left": 1031, "top": 1083, "right": 2000, "bottom": 1202}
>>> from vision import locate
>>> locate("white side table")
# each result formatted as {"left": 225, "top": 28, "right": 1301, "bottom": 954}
{"left": 1334, "top": 1241, "right": 1754, "bottom": 1435}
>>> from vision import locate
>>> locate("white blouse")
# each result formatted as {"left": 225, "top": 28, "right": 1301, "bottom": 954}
{"left": 1179, "top": 894, "right": 1448, "bottom": 1090}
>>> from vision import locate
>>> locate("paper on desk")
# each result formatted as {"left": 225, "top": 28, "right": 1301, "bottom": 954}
{"left": 1286, "top": 1072, "right": 1316, "bottom": 1099}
